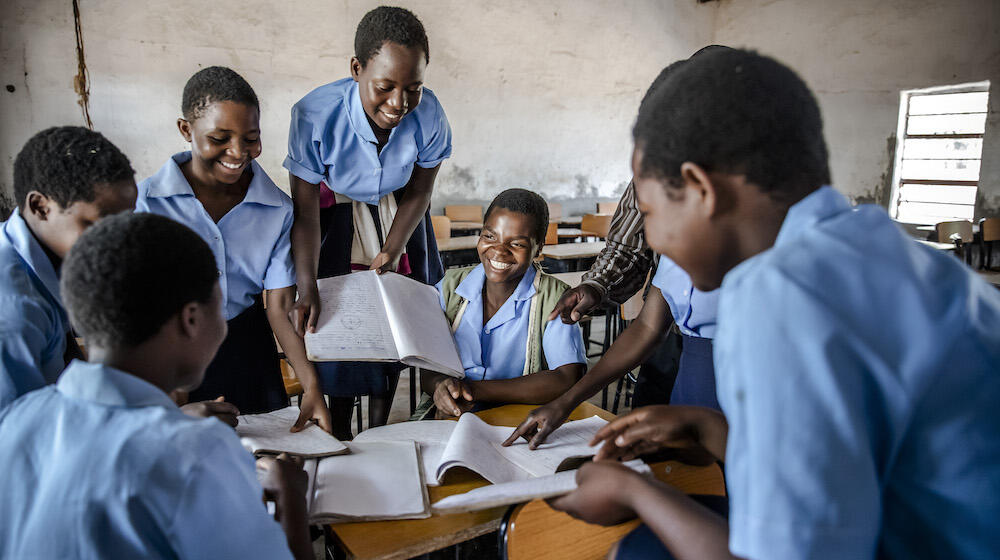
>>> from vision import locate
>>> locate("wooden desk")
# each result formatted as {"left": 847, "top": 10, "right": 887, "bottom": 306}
{"left": 502, "top": 460, "right": 725, "bottom": 560}
{"left": 541, "top": 241, "right": 606, "bottom": 260}
{"left": 327, "top": 403, "right": 614, "bottom": 560}
{"left": 437, "top": 236, "right": 479, "bottom": 252}
{"left": 916, "top": 239, "right": 957, "bottom": 251}
{"left": 556, "top": 216, "right": 584, "bottom": 226}
{"left": 551, "top": 271, "right": 585, "bottom": 288}
{"left": 450, "top": 221, "right": 483, "bottom": 232}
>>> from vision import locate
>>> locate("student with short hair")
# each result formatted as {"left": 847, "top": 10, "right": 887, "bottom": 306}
{"left": 551, "top": 49, "right": 1000, "bottom": 559}
{"left": 0, "top": 126, "right": 136, "bottom": 409}
{"left": 137, "top": 66, "right": 332, "bottom": 432}
{"left": 421, "top": 188, "right": 587, "bottom": 416}
{"left": 285, "top": 6, "right": 452, "bottom": 436}
{"left": 0, "top": 212, "right": 312, "bottom": 559}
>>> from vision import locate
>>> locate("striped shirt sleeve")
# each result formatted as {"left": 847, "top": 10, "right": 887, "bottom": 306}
{"left": 579, "top": 180, "right": 655, "bottom": 305}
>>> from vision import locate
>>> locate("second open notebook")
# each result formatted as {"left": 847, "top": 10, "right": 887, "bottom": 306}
{"left": 303, "top": 270, "right": 464, "bottom": 377}
{"left": 352, "top": 413, "right": 611, "bottom": 486}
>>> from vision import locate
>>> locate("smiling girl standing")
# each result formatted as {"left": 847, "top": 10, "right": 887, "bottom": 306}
{"left": 284, "top": 7, "right": 452, "bottom": 438}
{"left": 137, "top": 66, "right": 332, "bottom": 433}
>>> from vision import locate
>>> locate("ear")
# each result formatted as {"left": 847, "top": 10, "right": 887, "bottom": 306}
{"left": 24, "top": 191, "right": 54, "bottom": 221}
{"left": 350, "top": 57, "right": 363, "bottom": 81}
{"left": 679, "top": 162, "right": 718, "bottom": 218}
{"left": 176, "top": 118, "right": 193, "bottom": 143}
{"left": 177, "top": 302, "right": 202, "bottom": 339}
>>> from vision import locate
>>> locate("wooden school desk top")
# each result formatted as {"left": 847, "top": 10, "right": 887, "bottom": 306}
{"left": 540, "top": 241, "right": 606, "bottom": 260}
{"left": 449, "top": 220, "right": 483, "bottom": 231}
{"left": 326, "top": 403, "right": 614, "bottom": 560}
{"left": 436, "top": 236, "right": 479, "bottom": 252}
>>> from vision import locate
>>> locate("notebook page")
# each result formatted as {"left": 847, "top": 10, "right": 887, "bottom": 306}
{"left": 236, "top": 407, "right": 348, "bottom": 458}
{"left": 310, "top": 441, "right": 429, "bottom": 522}
{"left": 376, "top": 272, "right": 465, "bottom": 377}
{"left": 352, "top": 420, "right": 457, "bottom": 486}
{"left": 436, "top": 413, "right": 534, "bottom": 484}
{"left": 492, "top": 415, "right": 609, "bottom": 478}
{"left": 305, "top": 272, "right": 398, "bottom": 362}
{"left": 430, "top": 460, "right": 652, "bottom": 514}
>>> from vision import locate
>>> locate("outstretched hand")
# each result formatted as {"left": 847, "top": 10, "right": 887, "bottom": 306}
{"left": 548, "top": 284, "right": 602, "bottom": 324}
{"left": 590, "top": 405, "right": 727, "bottom": 463}
{"left": 180, "top": 396, "right": 240, "bottom": 428}
{"left": 292, "top": 390, "right": 333, "bottom": 434}
{"left": 502, "top": 397, "right": 573, "bottom": 449}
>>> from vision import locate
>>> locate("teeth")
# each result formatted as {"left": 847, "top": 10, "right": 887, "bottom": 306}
{"left": 489, "top": 259, "right": 512, "bottom": 270}
{"left": 220, "top": 161, "right": 243, "bottom": 169}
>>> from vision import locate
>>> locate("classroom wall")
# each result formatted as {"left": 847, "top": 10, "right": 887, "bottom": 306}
{"left": 0, "top": 0, "right": 717, "bottom": 216}
{"left": 712, "top": 0, "right": 1000, "bottom": 218}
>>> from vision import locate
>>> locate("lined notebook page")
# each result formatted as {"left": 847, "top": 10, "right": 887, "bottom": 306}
{"left": 305, "top": 272, "right": 398, "bottom": 361}
{"left": 236, "top": 407, "right": 348, "bottom": 458}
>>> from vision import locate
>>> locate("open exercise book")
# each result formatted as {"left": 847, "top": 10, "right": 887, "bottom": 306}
{"left": 353, "top": 414, "right": 612, "bottom": 486}
{"left": 235, "top": 406, "right": 348, "bottom": 458}
{"left": 304, "top": 271, "right": 464, "bottom": 378}
{"left": 294, "top": 414, "right": 641, "bottom": 521}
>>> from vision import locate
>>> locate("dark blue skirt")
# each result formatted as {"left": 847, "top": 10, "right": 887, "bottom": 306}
{"left": 189, "top": 297, "right": 287, "bottom": 413}
{"left": 314, "top": 189, "right": 444, "bottom": 397}
{"left": 616, "top": 494, "right": 728, "bottom": 559}
{"left": 669, "top": 333, "right": 719, "bottom": 410}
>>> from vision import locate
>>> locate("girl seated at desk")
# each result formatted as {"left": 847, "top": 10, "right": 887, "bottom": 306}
{"left": 420, "top": 189, "right": 587, "bottom": 416}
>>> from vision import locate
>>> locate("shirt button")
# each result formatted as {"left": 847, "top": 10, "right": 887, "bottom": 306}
{"left": 217, "top": 270, "right": 222, "bottom": 277}
{"left": 484, "top": 328, "right": 491, "bottom": 334}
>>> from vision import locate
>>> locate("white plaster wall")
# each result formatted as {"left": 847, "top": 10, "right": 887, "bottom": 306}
{"left": 712, "top": 0, "right": 1000, "bottom": 216}
{"left": 0, "top": 0, "right": 717, "bottom": 216}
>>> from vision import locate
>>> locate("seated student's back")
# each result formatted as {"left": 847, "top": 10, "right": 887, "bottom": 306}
{"left": 0, "top": 213, "right": 297, "bottom": 559}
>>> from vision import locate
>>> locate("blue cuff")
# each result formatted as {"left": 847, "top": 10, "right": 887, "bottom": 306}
{"left": 282, "top": 156, "right": 325, "bottom": 185}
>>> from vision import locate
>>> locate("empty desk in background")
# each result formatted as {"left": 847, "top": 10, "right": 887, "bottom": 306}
{"left": 540, "top": 241, "right": 606, "bottom": 272}
{"left": 438, "top": 236, "right": 479, "bottom": 268}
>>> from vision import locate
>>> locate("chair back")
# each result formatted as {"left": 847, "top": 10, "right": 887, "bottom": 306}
{"left": 936, "top": 220, "right": 973, "bottom": 244}
{"left": 981, "top": 217, "right": 1000, "bottom": 242}
{"left": 544, "top": 222, "right": 558, "bottom": 246}
{"left": 597, "top": 201, "right": 618, "bottom": 214}
{"left": 547, "top": 202, "right": 562, "bottom": 221}
{"left": 580, "top": 213, "right": 612, "bottom": 238}
{"left": 431, "top": 215, "right": 452, "bottom": 241}
{"left": 445, "top": 205, "right": 483, "bottom": 222}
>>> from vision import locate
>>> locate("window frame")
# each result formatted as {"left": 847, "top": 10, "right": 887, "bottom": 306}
{"left": 888, "top": 80, "right": 990, "bottom": 224}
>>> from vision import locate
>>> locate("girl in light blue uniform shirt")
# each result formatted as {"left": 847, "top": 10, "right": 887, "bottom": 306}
{"left": 284, "top": 7, "right": 452, "bottom": 437}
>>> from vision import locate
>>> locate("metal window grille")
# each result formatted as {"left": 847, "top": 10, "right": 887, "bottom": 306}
{"left": 888, "top": 81, "right": 990, "bottom": 224}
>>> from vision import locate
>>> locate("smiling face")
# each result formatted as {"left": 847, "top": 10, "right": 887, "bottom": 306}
{"left": 478, "top": 208, "right": 541, "bottom": 287}
{"left": 177, "top": 100, "right": 261, "bottom": 186}
{"left": 351, "top": 41, "right": 426, "bottom": 131}
{"left": 632, "top": 147, "right": 728, "bottom": 291}
{"left": 27, "top": 178, "right": 138, "bottom": 259}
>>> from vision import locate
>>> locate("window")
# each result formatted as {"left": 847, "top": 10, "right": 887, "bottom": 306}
{"left": 888, "top": 81, "right": 990, "bottom": 225}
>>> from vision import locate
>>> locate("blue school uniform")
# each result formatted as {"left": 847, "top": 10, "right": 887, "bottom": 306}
{"left": 0, "top": 360, "right": 292, "bottom": 559}
{"left": 436, "top": 264, "right": 587, "bottom": 380}
{"left": 137, "top": 153, "right": 295, "bottom": 412}
{"left": 284, "top": 78, "right": 452, "bottom": 204}
{"left": 650, "top": 255, "right": 719, "bottom": 409}
{"left": 285, "top": 78, "right": 452, "bottom": 397}
{"left": 0, "top": 208, "right": 69, "bottom": 409}
{"left": 715, "top": 187, "right": 1000, "bottom": 559}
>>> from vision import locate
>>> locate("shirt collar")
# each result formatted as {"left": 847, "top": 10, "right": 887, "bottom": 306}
{"left": 2, "top": 208, "right": 63, "bottom": 308}
{"left": 56, "top": 359, "right": 179, "bottom": 409}
{"left": 145, "top": 152, "right": 285, "bottom": 208}
{"left": 346, "top": 81, "right": 379, "bottom": 144}
{"left": 455, "top": 263, "right": 539, "bottom": 302}
{"left": 774, "top": 186, "right": 851, "bottom": 248}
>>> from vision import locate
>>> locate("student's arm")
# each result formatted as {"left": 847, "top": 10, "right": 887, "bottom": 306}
{"left": 549, "top": 461, "right": 738, "bottom": 560}
{"left": 256, "top": 454, "right": 314, "bottom": 560}
{"left": 422, "top": 363, "right": 586, "bottom": 417}
{"left": 555, "top": 180, "right": 654, "bottom": 323}
{"left": 589, "top": 404, "right": 728, "bottom": 463}
{"left": 370, "top": 164, "right": 441, "bottom": 274}
{"left": 265, "top": 287, "right": 332, "bottom": 434}
{"left": 289, "top": 175, "right": 322, "bottom": 334}
{"left": 504, "top": 286, "right": 672, "bottom": 448}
